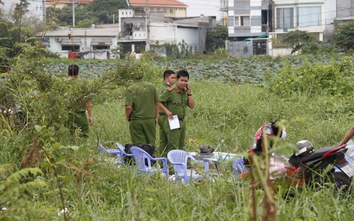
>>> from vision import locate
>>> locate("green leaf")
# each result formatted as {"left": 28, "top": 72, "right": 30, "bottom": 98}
{"left": 52, "top": 142, "right": 61, "bottom": 150}
{"left": 34, "top": 125, "right": 42, "bottom": 132}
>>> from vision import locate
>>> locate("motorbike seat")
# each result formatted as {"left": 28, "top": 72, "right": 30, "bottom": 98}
{"left": 288, "top": 146, "right": 336, "bottom": 167}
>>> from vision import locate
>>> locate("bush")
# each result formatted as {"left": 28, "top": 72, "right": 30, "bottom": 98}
{"left": 266, "top": 57, "right": 354, "bottom": 97}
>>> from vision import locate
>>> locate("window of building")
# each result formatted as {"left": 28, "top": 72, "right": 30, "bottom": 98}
{"left": 240, "top": 16, "right": 250, "bottom": 26}
{"left": 157, "top": 8, "right": 160, "bottom": 12}
{"left": 62, "top": 45, "right": 79, "bottom": 51}
{"left": 164, "top": 8, "right": 167, "bottom": 12}
{"left": 297, "top": 6, "right": 321, "bottom": 27}
{"left": 276, "top": 8, "right": 294, "bottom": 29}
{"left": 235, "top": 17, "right": 239, "bottom": 26}
{"left": 93, "top": 45, "right": 110, "bottom": 50}
{"left": 170, "top": 8, "right": 173, "bottom": 13}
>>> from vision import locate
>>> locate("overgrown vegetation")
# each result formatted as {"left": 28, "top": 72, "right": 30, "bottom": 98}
{"left": 2, "top": 44, "right": 354, "bottom": 219}
{"left": 333, "top": 21, "right": 354, "bottom": 51}
{"left": 281, "top": 30, "right": 315, "bottom": 55}
{"left": 46, "top": 0, "right": 128, "bottom": 28}
{"left": 2, "top": 2, "right": 354, "bottom": 219}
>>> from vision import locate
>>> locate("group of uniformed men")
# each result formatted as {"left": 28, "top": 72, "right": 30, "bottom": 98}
{"left": 124, "top": 69, "right": 194, "bottom": 156}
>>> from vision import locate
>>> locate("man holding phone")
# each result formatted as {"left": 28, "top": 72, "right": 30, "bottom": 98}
{"left": 158, "top": 70, "right": 194, "bottom": 155}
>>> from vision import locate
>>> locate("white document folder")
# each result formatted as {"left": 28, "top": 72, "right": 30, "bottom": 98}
{"left": 168, "top": 115, "right": 180, "bottom": 130}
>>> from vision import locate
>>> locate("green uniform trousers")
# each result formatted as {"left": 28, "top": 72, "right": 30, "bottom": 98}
{"left": 68, "top": 111, "right": 89, "bottom": 138}
{"left": 158, "top": 114, "right": 168, "bottom": 154}
{"left": 162, "top": 118, "right": 186, "bottom": 156}
{"left": 129, "top": 118, "right": 156, "bottom": 145}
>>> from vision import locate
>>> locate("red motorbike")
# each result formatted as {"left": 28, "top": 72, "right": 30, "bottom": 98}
{"left": 238, "top": 143, "right": 354, "bottom": 190}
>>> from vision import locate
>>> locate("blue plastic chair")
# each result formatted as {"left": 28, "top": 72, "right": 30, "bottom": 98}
{"left": 115, "top": 142, "right": 133, "bottom": 165}
{"left": 96, "top": 140, "right": 121, "bottom": 158}
{"left": 167, "top": 150, "right": 209, "bottom": 184}
{"left": 129, "top": 146, "right": 169, "bottom": 180}
{"left": 232, "top": 158, "right": 247, "bottom": 177}
{"left": 96, "top": 140, "right": 132, "bottom": 166}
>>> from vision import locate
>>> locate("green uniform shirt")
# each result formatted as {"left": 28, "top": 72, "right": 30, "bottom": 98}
{"left": 125, "top": 80, "right": 158, "bottom": 120}
{"left": 158, "top": 83, "right": 172, "bottom": 114}
{"left": 159, "top": 87, "right": 188, "bottom": 119}
{"left": 68, "top": 77, "right": 87, "bottom": 112}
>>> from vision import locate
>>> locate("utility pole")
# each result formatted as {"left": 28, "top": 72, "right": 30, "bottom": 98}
{"left": 145, "top": 0, "right": 150, "bottom": 51}
{"left": 72, "top": 0, "right": 75, "bottom": 27}
{"left": 42, "top": 0, "right": 46, "bottom": 23}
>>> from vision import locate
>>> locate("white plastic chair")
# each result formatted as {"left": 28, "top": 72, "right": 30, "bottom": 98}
{"left": 167, "top": 149, "right": 209, "bottom": 184}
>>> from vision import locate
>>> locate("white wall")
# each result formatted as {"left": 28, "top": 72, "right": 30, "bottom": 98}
{"left": 324, "top": 0, "right": 336, "bottom": 40}
{"left": 176, "top": 27, "right": 198, "bottom": 53}
{"left": 149, "top": 23, "right": 199, "bottom": 53}
{"left": 149, "top": 23, "right": 176, "bottom": 43}
{"left": 179, "top": 0, "right": 225, "bottom": 23}
{"left": 45, "top": 36, "right": 119, "bottom": 54}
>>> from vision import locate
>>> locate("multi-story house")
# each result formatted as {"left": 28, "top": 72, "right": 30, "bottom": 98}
{"left": 178, "top": 0, "right": 228, "bottom": 24}
{"left": 227, "top": 0, "right": 272, "bottom": 40}
{"left": 118, "top": 8, "right": 215, "bottom": 55}
{"left": 128, "top": 0, "right": 188, "bottom": 18}
{"left": 272, "top": 0, "right": 326, "bottom": 45}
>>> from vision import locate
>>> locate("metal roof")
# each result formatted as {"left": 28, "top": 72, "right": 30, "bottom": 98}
{"left": 129, "top": 0, "right": 187, "bottom": 7}
{"left": 38, "top": 27, "right": 120, "bottom": 37}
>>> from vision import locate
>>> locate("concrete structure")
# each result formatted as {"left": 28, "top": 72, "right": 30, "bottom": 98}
{"left": 118, "top": 8, "right": 216, "bottom": 55}
{"left": 178, "top": 0, "right": 228, "bottom": 24}
{"left": 336, "top": 0, "right": 354, "bottom": 18}
{"left": 128, "top": 0, "right": 188, "bottom": 18}
{"left": 334, "top": 0, "right": 354, "bottom": 24}
{"left": 38, "top": 26, "right": 120, "bottom": 57}
{"left": 227, "top": 0, "right": 271, "bottom": 40}
{"left": 38, "top": 8, "right": 215, "bottom": 58}
{"left": 1, "top": 0, "right": 46, "bottom": 21}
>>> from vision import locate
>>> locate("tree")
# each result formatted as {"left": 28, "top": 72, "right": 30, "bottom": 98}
{"left": 46, "top": 0, "right": 127, "bottom": 27}
{"left": 205, "top": 25, "right": 228, "bottom": 53}
{"left": 0, "top": 0, "right": 43, "bottom": 57}
{"left": 333, "top": 21, "right": 354, "bottom": 50}
{"left": 281, "top": 30, "right": 315, "bottom": 54}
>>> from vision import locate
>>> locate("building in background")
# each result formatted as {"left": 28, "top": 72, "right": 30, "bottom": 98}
{"left": 178, "top": 0, "right": 228, "bottom": 24}
{"left": 38, "top": 8, "right": 216, "bottom": 58}
{"left": 128, "top": 0, "right": 188, "bottom": 18}
{"left": 272, "top": 0, "right": 326, "bottom": 45}
{"left": 334, "top": 0, "right": 354, "bottom": 24}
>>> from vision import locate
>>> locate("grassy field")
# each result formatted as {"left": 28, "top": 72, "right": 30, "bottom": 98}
{"left": 2, "top": 56, "right": 354, "bottom": 220}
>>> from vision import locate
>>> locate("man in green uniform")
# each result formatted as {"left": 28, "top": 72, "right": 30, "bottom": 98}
{"left": 158, "top": 70, "right": 194, "bottom": 155}
{"left": 67, "top": 64, "right": 93, "bottom": 138}
{"left": 158, "top": 70, "right": 176, "bottom": 154}
{"left": 125, "top": 69, "right": 159, "bottom": 145}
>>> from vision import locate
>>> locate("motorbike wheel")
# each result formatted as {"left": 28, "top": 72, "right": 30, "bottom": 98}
{"left": 333, "top": 172, "right": 352, "bottom": 192}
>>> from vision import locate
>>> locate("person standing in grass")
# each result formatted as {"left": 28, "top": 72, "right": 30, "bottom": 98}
{"left": 125, "top": 70, "right": 159, "bottom": 146}
{"left": 339, "top": 126, "right": 354, "bottom": 145}
{"left": 158, "top": 70, "right": 194, "bottom": 155}
{"left": 67, "top": 64, "right": 93, "bottom": 138}
{"left": 158, "top": 70, "right": 176, "bottom": 154}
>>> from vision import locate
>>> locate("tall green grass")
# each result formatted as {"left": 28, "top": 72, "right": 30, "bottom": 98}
{"left": 2, "top": 79, "right": 354, "bottom": 220}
